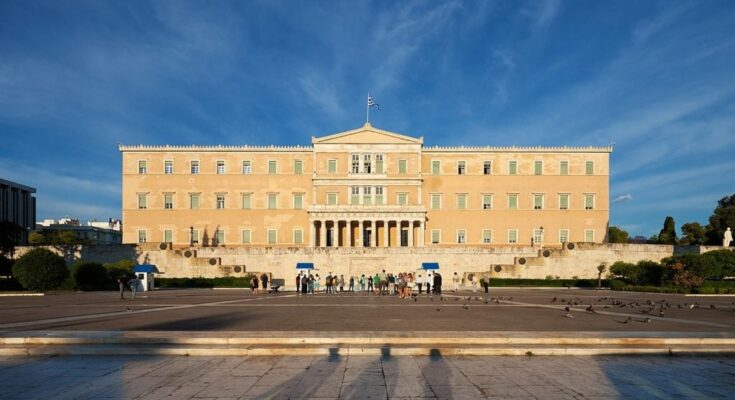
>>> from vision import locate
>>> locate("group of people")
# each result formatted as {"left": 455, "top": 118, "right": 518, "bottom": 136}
{"left": 292, "top": 270, "right": 449, "bottom": 296}
{"left": 250, "top": 273, "right": 270, "bottom": 294}
{"left": 117, "top": 276, "right": 141, "bottom": 300}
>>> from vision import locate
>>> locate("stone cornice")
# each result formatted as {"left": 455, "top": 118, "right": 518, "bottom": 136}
{"left": 119, "top": 144, "right": 312, "bottom": 152}
{"left": 423, "top": 145, "right": 613, "bottom": 153}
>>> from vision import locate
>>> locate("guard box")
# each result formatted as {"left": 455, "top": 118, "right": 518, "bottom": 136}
{"left": 132, "top": 264, "right": 159, "bottom": 291}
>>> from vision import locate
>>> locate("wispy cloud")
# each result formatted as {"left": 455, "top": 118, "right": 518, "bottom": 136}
{"left": 612, "top": 194, "right": 633, "bottom": 204}
{"left": 520, "top": 0, "right": 561, "bottom": 33}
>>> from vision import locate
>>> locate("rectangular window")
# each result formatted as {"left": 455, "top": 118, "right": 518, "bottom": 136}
{"left": 138, "top": 160, "right": 147, "bottom": 174}
{"left": 456, "top": 229, "right": 466, "bottom": 244}
{"left": 431, "top": 229, "right": 441, "bottom": 244}
{"left": 363, "top": 186, "right": 372, "bottom": 205}
{"left": 241, "top": 193, "right": 251, "bottom": 209}
{"left": 216, "top": 160, "right": 225, "bottom": 174}
{"left": 534, "top": 229, "right": 544, "bottom": 244}
{"left": 375, "top": 154, "right": 384, "bottom": 173}
{"left": 190, "top": 160, "right": 199, "bottom": 174}
{"left": 164, "top": 230, "right": 172, "bottom": 243}
{"left": 456, "top": 194, "right": 467, "bottom": 209}
{"left": 137, "top": 193, "right": 147, "bottom": 209}
{"left": 328, "top": 159, "right": 337, "bottom": 174}
{"left": 268, "top": 160, "right": 277, "bottom": 174}
{"left": 559, "top": 229, "right": 569, "bottom": 243}
{"left": 294, "top": 160, "right": 303, "bottom": 175}
{"left": 350, "top": 187, "right": 359, "bottom": 205}
{"left": 242, "top": 160, "right": 251, "bottom": 174}
{"left": 164, "top": 193, "right": 174, "bottom": 209}
{"left": 534, "top": 161, "right": 542, "bottom": 175}
{"left": 293, "top": 229, "right": 303, "bottom": 244}
{"left": 559, "top": 194, "right": 569, "bottom": 210}
{"left": 351, "top": 154, "right": 360, "bottom": 173}
{"left": 293, "top": 193, "right": 303, "bottom": 209}
{"left": 363, "top": 154, "right": 372, "bottom": 174}
{"left": 190, "top": 229, "right": 199, "bottom": 244}
{"left": 457, "top": 161, "right": 466, "bottom": 175}
{"left": 533, "top": 194, "right": 544, "bottom": 210}
{"left": 431, "top": 194, "right": 441, "bottom": 209}
{"left": 560, "top": 161, "right": 568, "bottom": 175}
{"left": 431, "top": 160, "right": 440, "bottom": 175}
{"left": 267, "top": 229, "right": 277, "bottom": 245}
{"left": 398, "top": 159, "right": 407, "bottom": 174}
{"left": 482, "top": 194, "right": 493, "bottom": 210}
{"left": 585, "top": 194, "right": 595, "bottom": 210}
{"left": 214, "top": 229, "right": 224, "bottom": 245}
{"left": 216, "top": 194, "right": 226, "bottom": 209}
{"left": 482, "top": 229, "right": 491, "bottom": 244}
{"left": 242, "top": 230, "right": 251, "bottom": 244}
{"left": 508, "top": 229, "right": 518, "bottom": 244}
{"left": 268, "top": 194, "right": 277, "bottom": 209}
{"left": 397, "top": 192, "right": 408, "bottom": 206}
{"left": 137, "top": 230, "right": 147, "bottom": 243}
{"left": 483, "top": 161, "right": 492, "bottom": 175}
{"left": 586, "top": 161, "right": 594, "bottom": 175}
{"left": 327, "top": 193, "right": 338, "bottom": 205}
{"left": 164, "top": 160, "right": 173, "bottom": 174}
{"left": 585, "top": 229, "right": 594, "bottom": 242}
{"left": 509, "top": 160, "right": 517, "bottom": 175}
{"left": 508, "top": 194, "right": 518, "bottom": 210}
{"left": 190, "top": 193, "right": 200, "bottom": 209}
{"left": 375, "top": 186, "right": 384, "bottom": 205}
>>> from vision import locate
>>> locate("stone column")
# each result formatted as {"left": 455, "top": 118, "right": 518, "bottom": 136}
{"left": 358, "top": 220, "right": 364, "bottom": 247}
{"left": 310, "top": 221, "right": 316, "bottom": 247}
{"left": 320, "top": 220, "right": 327, "bottom": 248}
{"left": 348, "top": 221, "right": 353, "bottom": 247}
{"left": 407, "top": 220, "right": 414, "bottom": 247}
{"left": 383, "top": 220, "right": 389, "bottom": 248}
{"left": 370, "top": 220, "right": 377, "bottom": 247}
{"left": 331, "top": 220, "right": 338, "bottom": 247}
{"left": 418, "top": 220, "right": 425, "bottom": 247}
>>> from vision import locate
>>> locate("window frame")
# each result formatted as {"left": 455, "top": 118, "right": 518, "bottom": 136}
{"left": 293, "top": 229, "right": 304, "bottom": 244}
{"left": 328, "top": 159, "right": 337, "bottom": 174}
{"left": 534, "top": 160, "right": 543, "bottom": 176}
{"left": 216, "top": 160, "right": 226, "bottom": 175}
{"left": 559, "top": 193, "right": 570, "bottom": 210}
{"left": 164, "top": 160, "right": 173, "bottom": 175}
{"left": 508, "top": 229, "right": 518, "bottom": 244}
{"left": 559, "top": 229, "right": 569, "bottom": 243}
{"left": 483, "top": 160, "right": 492, "bottom": 175}
{"left": 163, "top": 229, "right": 173, "bottom": 243}
{"left": 216, "top": 193, "right": 226, "bottom": 210}
{"left": 398, "top": 159, "right": 407, "bottom": 174}
{"left": 508, "top": 160, "right": 518, "bottom": 175}
{"left": 397, "top": 192, "right": 408, "bottom": 206}
{"left": 267, "top": 193, "right": 278, "bottom": 209}
{"left": 457, "top": 160, "right": 467, "bottom": 175}
{"left": 482, "top": 229, "right": 492, "bottom": 244}
{"left": 456, "top": 193, "right": 468, "bottom": 210}
{"left": 294, "top": 160, "right": 303, "bottom": 175}
{"left": 242, "top": 160, "right": 252, "bottom": 174}
{"left": 137, "top": 193, "right": 148, "bottom": 209}
{"left": 508, "top": 193, "right": 518, "bottom": 210}
{"left": 431, "top": 160, "right": 441, "bottom": 175}
{"left": 189, "top": 192, "right": 200, "bottom": 209}
{"left": 267, "top": 229, "right": 278, "bottom": 245}
{"left": 482, "top": 193, "right": 493, "bottom": 210}
{"left": 241, "top": 192, "right": 252, "bottom": 209}
{"left": 456, "top": 229, "right": 466, "bottom": 244}
{"left": 241, "top": 229, "right": 252, "bottom": 244}
{"left": 560, "top": 160, "right": 569, "bottom": 176}
{"left": 138, "top": 160, "right": 147, "bottom": 174}
{"left": 328, "top": 192, "right": 338, "bottom": 206}
{"left": 584, "top": 193, "right": 596, "bottom": 210}
{"left": 137, "top": 229, "right": 147, "bottom": 244}
{"left": 163, "top": 193, "right": 174, "bottom": 210}
{"left": 585, "top": 229, "right": 595, "bottom": 242}
{"left": 430, "top": 193, "right": 442, "bottom": 210}
{"left": 268, "top": 160, "right": 278, "bottom": 175}
{"left": 190, "top": 160, "right": 200, "bottom": 175}
{"left": 533, "top": 193, "right": 544, "bottom": 210}
{"left": 431, "top": 229, "right": 441, "bottom": 244}
{"left": 585, "top": 161, "right": 594, "bottom": 175}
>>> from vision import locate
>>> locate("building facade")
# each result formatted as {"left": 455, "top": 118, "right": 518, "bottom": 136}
{"left": 0, "top": 178, "right": 36, "bottom": 245}
{"left": 121, "top": 124, "right": 611, "bottom": 248}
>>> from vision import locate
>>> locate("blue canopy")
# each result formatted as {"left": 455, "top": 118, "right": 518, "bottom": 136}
{"left": 133, "top": 264, "right": 158, "bottom": 273}
{"left": 422, "top": 262, "right": 440, "bottom": 270}
{"left": 296, "top": 262, "right": 314, "bottom": 270}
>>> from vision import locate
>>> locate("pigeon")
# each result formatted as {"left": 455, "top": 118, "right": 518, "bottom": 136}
{"left": 677, "top": 304, "right": 683, "bottom": 309}
{"left": 414, "top": 297, "right": 418, "bottom": 302}
{"left": 710, "top": 304, "right": 717, "bottom": 310}
{"left": 640, "top": 318, "right": 652, "bottom": 323}
{"left": 436, "top": 308, "right": 441, "bottom": 312}
{"left": 125, "top": 307, "right": 133, "bottom": 312}
{"left": 658, "top": 310, "right": 665, "bottom": 317}
{"left": 689, "top": 304, "right": 696, "bottom": 309}
{"left": 621, "top": 316, "right": 632, "bottom": 324}
{"left": 551, "top": 297, "right": 557, "bottom": 303}
{"left": 564, "top": 306, "right": 571, "bottom": 313}
{"left": 454, "top": 297, "right": 459, "bottom": 301}
{"left": 563, "top": 312, "right": 574, "bottom": 318}
{"left": 585, "top": 305, "right": 597, "bottom": 314}
{"left": 462, "top": 305, "right": 469, "bottom": 310}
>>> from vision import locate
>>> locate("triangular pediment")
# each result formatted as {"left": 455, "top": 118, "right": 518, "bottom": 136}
{"left": 312, "top": 123, "right": 423, "bottom": 145}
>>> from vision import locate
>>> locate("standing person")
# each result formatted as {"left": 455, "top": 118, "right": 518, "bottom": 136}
{"left": 416, "top": 274, "right": 423, "bottom": 294}
{"left": 388, "top": 274, "right": 396, "bottom": 295}
{"left": 373, "top": 273, "right": 380, "bottom": 294}
{"left": 452, "top": 272, "right": 460, "bottom": 292}
{"left": 315, "top": 274, "right": 321, "bottom": 293}
{"left": 379, "top": 270, "right": 388, "bottom": 295}
{"left": 296, "top": 273, "right": 302, "bottom": 294}
{"left": 359, "top": 274, "right": 366, "bottom": 292}
{"left": 261, "top": 273, "right": 269, "bottom": 293}
{"left": 425, "top": 272, "right": 432, "bottom": 295}
{"left": 308, "top": 274, "right": 315, "bottom": 294}
{"left": 472, "top": 274, "right": 479, "bottom": 293}
{"left": 301, "top": 273, "right": 308, "bottom": 295}
{"left": 325, "top": 273, "right": 332, "bottom": 294}
{"left": 435, "top": 272, "right": 442, "bottom": 295}
{"left": 367, "top": 274, "right": 374, "bottom": 293}
{"left": 252, "top": 276, "right": 259, "bottom": 294}
{"left": 482, "top": 273, "right": 490, "bottom": 302}
{"left": 349, "top": 276, "right": 355, "bottom": 292}
{"left": 117, "top": 277, "right": 126, "bottom": 300}
{"left": 338, "top": 275, "right": 345, "bottom": 293}
{"left": 129, "top": 276, "right": 139, "bottom": 300}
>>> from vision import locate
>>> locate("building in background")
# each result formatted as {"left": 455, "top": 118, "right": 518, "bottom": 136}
{"left": 36, "top": 218, "right": 122, "bottom": 244}
{"left": 0, "top": 178, "right": 36, "bottom": 245}
{"left": 120, "top": 124, "right": 611, "bottom": 248}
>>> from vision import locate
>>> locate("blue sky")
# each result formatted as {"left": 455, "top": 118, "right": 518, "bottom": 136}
{"left": 1, "top": 1, "right": 734, "bottom": 237}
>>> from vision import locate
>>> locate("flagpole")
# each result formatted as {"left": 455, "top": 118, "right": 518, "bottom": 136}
{"left": 366, "top": 92, "right": 370, "bottom": 124}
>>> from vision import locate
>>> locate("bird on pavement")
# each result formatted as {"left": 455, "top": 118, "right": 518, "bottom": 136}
{"left": 710, "top": 304, "right": 717, "bottom": 310}
{"left": 585, "top": 305, "right": 597, "bottom": 314}
{"left": 620, "top": 316, "right": 632, "bottom": 324}
{"left": 551, "top": 297, "right": 557, "bottom": 303}
{"left": 462, "top": 305, "right": 469, "bottom": 310}
{"left": 658, "top": 310, "right": 665, "bottom": 317}
{"left": 436, "top": 308, "right": 441, "bottom": 312}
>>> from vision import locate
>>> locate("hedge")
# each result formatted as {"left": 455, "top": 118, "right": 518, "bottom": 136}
{"left": 156, "top": 276, "right": 255, "bottom": 288}
{"left": 488, "top": 278, "right": 606, "bottom": 287}
{"left": 11, "top": 248, "right": 68, "bottom": 291}
{"left": 71, "top": 261, "right": 107, "bottom": 291}
{"left": 610, "top": 280, "right": 735, "bottom": 294}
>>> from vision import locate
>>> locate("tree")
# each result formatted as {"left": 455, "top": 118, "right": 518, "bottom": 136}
{"left": 71, "top": 261, "right": 107, "bottom": 291}
{"left": 680, "top": 222, "right": 706, "bottom": 245}
{"left": 11, "top": 248, "right": 68, "bottom": 291}
{"left": 658, "top": 216, "right": 677, "bottom": 245}
{"left": 0, "top": 221, "right": 23, "bottom": 257}
{"left": 705, "top": 194, "right": 735, "bottom": 245}
{"left": 607, "top": 226, "right": 629, "bottom": 243}
{"left": 597, "top": 262, "right": 607, "bottom": 289}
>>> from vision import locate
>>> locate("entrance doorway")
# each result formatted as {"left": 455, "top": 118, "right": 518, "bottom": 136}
{"left": 400, "top": 229, "right": 408, "bottom": 247}
{"left": 363, "top": 227, "right": 372, "bottom": 247}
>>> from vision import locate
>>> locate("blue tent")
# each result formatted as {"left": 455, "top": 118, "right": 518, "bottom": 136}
{"left": 421, "top": 262, "right": 439, "bottom": 270}
{"left": 296, "top": 262, "right": 314, "bottom": 270}
{"left": 133, "top": 264, "right": 158, "bottom": 273}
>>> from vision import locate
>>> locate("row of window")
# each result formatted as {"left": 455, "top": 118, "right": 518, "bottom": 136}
{"left": 136, "top": 191, "right": 597, "bottom": 210}
{"left": 137, "top": 227, "right": 596, "bottom": 245}
{"left": 136, "top": 159, "right": 596, "bottom": 176}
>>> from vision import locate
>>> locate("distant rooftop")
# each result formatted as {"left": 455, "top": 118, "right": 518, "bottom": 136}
{"left": 0, "top": 178, "right": 36, "bottom": 193}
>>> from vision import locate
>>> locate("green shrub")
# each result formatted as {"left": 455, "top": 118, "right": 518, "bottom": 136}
{"left": 638, "top": 260, "right": 666, "bottom": 286}
{"left": 71, "top": 261, "right": 107, "bottom": 291}
{"left": 701, "top": 250, "right": 735, "bottom": 278}
{"left": 487, "top": 278, "right": 603, "bottom": 287}
{"left": 11, "top": 248, "right": 68, "bottom": 291}
{"left": 609, "top": 261, "right": 640, "bottom": 284}
{"left": 0, "top": 256, "right": 13, "bottom": 277}
{"left": 610, "top": 260, "right": 664, "bottom": 285}
{"left": 103, "top": 259, "right": 135, "bottom": 284}
{"left": 156, "top": 276, "right": 255, "bottom": 288}
{"left": 608, "top": 279, "right": 626, "bottom": 290}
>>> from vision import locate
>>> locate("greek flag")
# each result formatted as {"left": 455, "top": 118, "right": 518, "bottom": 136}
{"left": 368, "top": 96, "right": 381, "bottom": 111}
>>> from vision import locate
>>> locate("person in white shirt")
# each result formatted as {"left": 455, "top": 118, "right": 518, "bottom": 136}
{"left": 416, "top": 274, "right": 424, "bottom": 294}
{"left": 452, "top": 272, "right": 460, "bottom": 292}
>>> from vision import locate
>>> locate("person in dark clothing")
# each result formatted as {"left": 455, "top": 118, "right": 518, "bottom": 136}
{"left": 261, "top": 273, "right": 269, "bottom": 291}
{"left": 434, "top": 272, "right": 442, "bottom": 295}
{"left": 296, "top": 274, "right": 301, "bottom": 293}
{"left": 301, "top": 274, "right": 308, "bottom": 294}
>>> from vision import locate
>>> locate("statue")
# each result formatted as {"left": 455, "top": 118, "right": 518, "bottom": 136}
{"left": 724, "top": 227, "right": 733, "bottom": 247}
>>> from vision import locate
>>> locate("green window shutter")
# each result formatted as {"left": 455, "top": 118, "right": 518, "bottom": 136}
{"left": 268, "top": 195, "right": 277, "bottom": 209}
{"left": 560, "top": 161, "right": 568, "bottom": 175}
{"left": 328, "top": 159, "right": 336, "bottom": 174}
{"left": 509, "top": 161, "right": 517, "bottom": 175}
{"left": 242, "top": 230, "right": 251, "bottom": 244}
{"left": 164, "top": 230, "right": 172, "bottom": 243}
{"left": 431, "top": 230, "right": 440, "bottom": 244}
{"left": 508, "top": 230, "right": 517, "bottom": 243}
{"left": 586, "top": 161, "right": 594, "bottom": 175}
{"left": 190, "top": 194, "right": 199, "bottom": 209}
{"left": 534, "top": 161, "right": 542, "bottom": 175}
{"left": 457, "top": 194, "right": 466, "bottom": 209}
{"left": 431, "top": 194, "right": 440, "bottom": 209}
{"left": 560, "top": 194, "right": 569, "bottom": 210}
{"left": 534, "top": 195, "right": 543, "bottom": 209}
{"left": 508, "top": 194, "right": 517, "bottom": 210}
{"left": 294, "top": 194, "right": 303, "bottom": 209}
{"left": 585, "top": 194, "right": 594, "bottom": 209}
{"left": 242, "top": 194, "right": 251, "bottom": 209}
{"left": 268, "top": 160, "right": 277, "bottom": 174}
{"left": 398, "top": 160, "right": 407, "bottom": 174}
{"left": 432, "top": 161, "right": 440, "bottom": 175}
{"left": 294, "top": 160, "right": 303, "bottom": 175}
{"left": 268, "top": 230, "right": 277, "bottom": 244}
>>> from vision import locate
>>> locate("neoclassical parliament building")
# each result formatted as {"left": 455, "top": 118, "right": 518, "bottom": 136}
{"left": 121, "top": 124, "right": 611, "bottom": 248}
